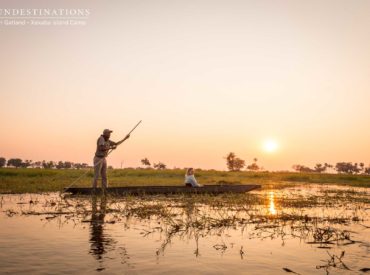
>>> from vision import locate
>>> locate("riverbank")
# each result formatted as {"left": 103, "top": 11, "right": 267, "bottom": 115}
{"left": 0, "top": 168, "right": 369, "bottom": 193}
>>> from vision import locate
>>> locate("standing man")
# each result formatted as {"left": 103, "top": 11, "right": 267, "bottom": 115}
{"left": 93, "top": 129, "right": 130, "bottom": 192}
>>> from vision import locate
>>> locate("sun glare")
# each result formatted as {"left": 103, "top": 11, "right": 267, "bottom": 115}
{"left": 269, "top": 191, "right": 277, "bottom": 215}
{"left": 263, "top": 139, "right": 278, "bottom": 153}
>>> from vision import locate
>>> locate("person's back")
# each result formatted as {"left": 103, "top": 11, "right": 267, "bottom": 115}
{"left": 184, "top": 168, "right": 201, "bottom": 187}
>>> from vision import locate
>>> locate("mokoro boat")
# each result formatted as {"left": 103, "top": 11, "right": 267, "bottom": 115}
{"left": 64, "top": 185, "right": 261, "bottom": 195}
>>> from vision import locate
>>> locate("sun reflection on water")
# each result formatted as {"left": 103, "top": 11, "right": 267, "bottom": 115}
{"left": 269, "top": 191, "right": 277, "bottom": 215}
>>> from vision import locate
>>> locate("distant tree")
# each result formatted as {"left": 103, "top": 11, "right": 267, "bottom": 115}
{"left": 292, "top": 164, "right": 314, "bottom": 173}
{"left": 247, "top": 158, "right": 260, "bottom": 171}
{"left": 42, "top": 160, "right": 55, "bottom": 169}
{"left": 233, "top": 158, "right": 245, "bottom": 171}
{"left": 335, "top": 162, "right": 361, "bottom": 174}
{"left": 75, "top": 163, "right": 89, "bottom": 169}
{"left": 56, "top": 161, "right": 64, "bottom": 169}
{"left": 7, "top": 158, "right": 23, "bottom": 168}
{"left": 154, "top": 162, "right": 166, "bottom": 170}
{"left": 0, "top": 157, "right": 6, "bottom": 168}
{"left": 354, "top": 163, "right": 361, "bottom": 174}
{"left": 64, "top": 162, "right": 73, "bottom": 169}
{"left": 359, "top": 162, "right": 365, "bottom": 172}
{"left": 21, "top": 160, "right": 33, "bottom": 168}
{"left": 32, "top": 161, "right": 42, "bottom": 168}
{"left": 54, "top": 161, "right": 73, "bottom": 169}
{"left": 225, "top": 152, "right": 236, "bottom": 171}
{"left": 364, "top": 167, "right": 370, "bottom": 175}
{"left": 247, "top": 163, "right": 260, "bottom": 171}
{"left": 225, "top": 152, "right": 245, "bottom": 171}
{"left": 141, "top": 158, "right": 151, "bottom": 168}
{"left": 314, "top": 163, "right": 326, "bottom": 173}
{"left": 324, "top": 163, "right": 333, "bottom": 172}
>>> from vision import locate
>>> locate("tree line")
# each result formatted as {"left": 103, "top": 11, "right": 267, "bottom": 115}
{"left": 292, "top": 162, "right": 370, "bottom": 174}
{"left": 0, "top": 157, "right": 89, "bottom": 169}
{"left": 0, "top": 156, "right": 167, "bottom": 170}
{"left": 1, "top": 155, "right": 369, "bottom": 174}
{"left": 224, "top": 152, "right": 370, "bottom": 175}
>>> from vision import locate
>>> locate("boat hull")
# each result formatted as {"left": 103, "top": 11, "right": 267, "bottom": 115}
{"left": 64, "top": 185, "right": 261, "bottom": 195}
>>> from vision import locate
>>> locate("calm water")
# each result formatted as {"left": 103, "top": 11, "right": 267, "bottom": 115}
{"left": 0, "top": 185, "right": 369, "bottom": 274}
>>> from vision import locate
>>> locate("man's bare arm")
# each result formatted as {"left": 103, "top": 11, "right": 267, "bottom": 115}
{"left": 116, "top": 134, "right": 130, "bottom": 146}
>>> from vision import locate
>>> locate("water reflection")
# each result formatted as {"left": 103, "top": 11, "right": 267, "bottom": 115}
{"left": 0, "top": 186, "right": 369, "bottom": 274}
{"left": 268, "top": 191, "right": 277, "bottom": 215}
{"left": 89, "top": 196, "right": 115, "bottom": 261}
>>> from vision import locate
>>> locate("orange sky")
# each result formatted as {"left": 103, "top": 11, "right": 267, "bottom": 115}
{"left": 0, "top": 0, "right": 369, "bottom": 170}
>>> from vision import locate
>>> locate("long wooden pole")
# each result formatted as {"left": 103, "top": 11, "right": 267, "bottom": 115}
{"left": 111, "top": 120, "right": 142, "bottom": 150}
{"left": 126, "top": 120, "right": 142, "bottom": 136}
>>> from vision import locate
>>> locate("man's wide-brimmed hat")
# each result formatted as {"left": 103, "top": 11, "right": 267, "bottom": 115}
{"left": 103, "top": 129, "right": 113, "bottom": 135}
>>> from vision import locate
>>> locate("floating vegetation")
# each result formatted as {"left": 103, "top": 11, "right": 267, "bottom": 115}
{"left": 0, "top": 185, "right": 369, "bottom": 274}
{"left": 316, "top": 251, "right": 351, "bottom": 274}
{"left": 282, "top": 267, "right": 301, "bottom": 274}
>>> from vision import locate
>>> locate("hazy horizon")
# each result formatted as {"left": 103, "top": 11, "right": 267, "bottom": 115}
{"left": 1, "top": 0, "right": 369, "bottom": 170}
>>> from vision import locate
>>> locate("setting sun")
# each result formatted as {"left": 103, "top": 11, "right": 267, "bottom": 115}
{"left": 1, "top": 1, "right": 370, "bottom": 274}
{"left": 263, "top": 139, "right": 278, "bottom": 153}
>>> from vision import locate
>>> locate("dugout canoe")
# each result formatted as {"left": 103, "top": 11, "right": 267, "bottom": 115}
{"left": 64, "top": 185, "right": 261, "bottom": 195}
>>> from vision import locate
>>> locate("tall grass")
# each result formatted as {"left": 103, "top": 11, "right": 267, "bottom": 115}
{"left": 0, "top": 168, "right": 369, "bottom": 193}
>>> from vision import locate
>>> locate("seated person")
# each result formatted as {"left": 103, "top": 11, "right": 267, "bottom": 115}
{"left": 184, "top": 168, "right": 201, "bottom": 187}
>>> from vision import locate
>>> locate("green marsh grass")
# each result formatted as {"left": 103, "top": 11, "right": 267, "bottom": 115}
{"left": 0, "top": 168, "right": 369, "bottom": 193}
